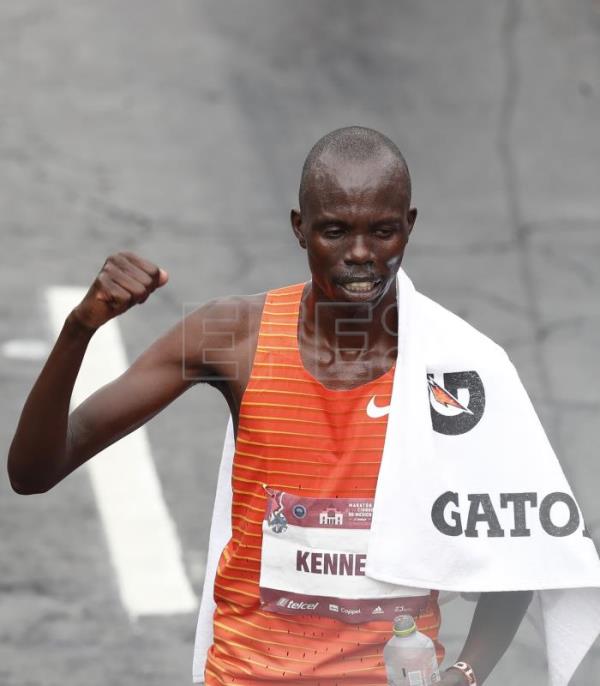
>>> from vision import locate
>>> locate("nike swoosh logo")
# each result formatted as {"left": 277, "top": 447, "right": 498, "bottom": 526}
{"left": 366, "top": 396, "right": 391, "bottom": 419}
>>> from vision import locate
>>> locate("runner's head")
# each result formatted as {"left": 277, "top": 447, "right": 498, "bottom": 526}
{"left": 291, "top": 126, "right": 417, "bottom": 304}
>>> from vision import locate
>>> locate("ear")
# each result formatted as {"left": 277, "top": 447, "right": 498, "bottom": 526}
{"left": 290, "top": 209, "right": 307, "bottom": 249}
{"left": 406, "top": 207, "right": 417, "bottom": 237}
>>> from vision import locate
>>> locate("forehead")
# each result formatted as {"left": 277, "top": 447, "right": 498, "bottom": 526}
{"left": 304, "top": 154, "right": 410, "bottom": 218}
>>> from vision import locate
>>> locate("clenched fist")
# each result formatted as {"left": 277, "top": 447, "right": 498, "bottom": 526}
{"left": 70, "top": 252, "right": 169, "bottom": 331}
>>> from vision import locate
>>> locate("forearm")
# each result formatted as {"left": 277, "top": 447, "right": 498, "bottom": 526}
{"left": 7, "top": 313, "right": 95, "bottom": 494}
{"left": 446, "top": 590, "right": 533, "bottom": 685}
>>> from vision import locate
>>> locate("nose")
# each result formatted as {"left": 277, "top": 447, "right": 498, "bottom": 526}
{"left": 344, "top": 234, "right": 374, "bottom": 266}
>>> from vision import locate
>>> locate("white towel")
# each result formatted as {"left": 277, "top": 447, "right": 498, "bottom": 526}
{"left": 192, "top": 417, "right": 234, "bottom": 684}
{"left": 192, "top": 269, "right": 600, "bottom": 685}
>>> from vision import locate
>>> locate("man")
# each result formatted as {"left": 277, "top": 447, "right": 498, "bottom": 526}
{"left": 8, "top": 127, "right": 533, "bottom": 685}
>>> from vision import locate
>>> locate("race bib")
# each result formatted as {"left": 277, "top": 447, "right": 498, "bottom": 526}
{"left": 259, "top": 487, "right": 431, "bottom": 624}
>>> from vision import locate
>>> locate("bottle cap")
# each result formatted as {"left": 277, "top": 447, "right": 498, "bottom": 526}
{"left": 392, "top": 614, "right": 417, "bottom": 637}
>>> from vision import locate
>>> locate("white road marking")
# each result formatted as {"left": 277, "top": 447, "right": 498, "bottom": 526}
{"left": 46, "top": 286, "right": 197, "bottom": 618}
{"left": 1, "top": 338, "right": 50, "bottom": 360}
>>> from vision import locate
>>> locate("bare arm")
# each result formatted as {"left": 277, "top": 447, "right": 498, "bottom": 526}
{"left": 441, "top": 590, "right": 533, "bottom": 685}
{"left": 7, "top": 252, "right": 205, "bottom": 494}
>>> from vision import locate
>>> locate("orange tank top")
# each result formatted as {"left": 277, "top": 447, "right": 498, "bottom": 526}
{"left": 204, "top": 283, "right": 442, "bottom": 685}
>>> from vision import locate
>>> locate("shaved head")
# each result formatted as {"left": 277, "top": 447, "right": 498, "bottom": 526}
{"left": 299, "top": 126, "right": 411, "bottom": 213}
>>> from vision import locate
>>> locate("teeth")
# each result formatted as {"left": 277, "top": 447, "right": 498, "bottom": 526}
{"left": 343, "top": 281, "right": 376, "bottom": 292}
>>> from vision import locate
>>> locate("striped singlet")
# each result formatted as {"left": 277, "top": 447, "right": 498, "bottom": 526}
{"left": 204, "top": 283, "right": 443, "bottom": 685}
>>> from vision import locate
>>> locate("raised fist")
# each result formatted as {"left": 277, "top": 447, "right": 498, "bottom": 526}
{"left": 70, "top": 252, "right": 169, "bottom": 331}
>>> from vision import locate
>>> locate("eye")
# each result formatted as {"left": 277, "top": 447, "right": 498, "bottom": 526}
{"left": 323, "top": 226, "right": 346, "bottom": 239}
{"left": 373, "top": 226, "right": 396, "bottom": 238}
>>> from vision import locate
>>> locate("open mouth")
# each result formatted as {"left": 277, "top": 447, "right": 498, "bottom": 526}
{"left": 338, "top": 279, "right": 382, "bottom": 294}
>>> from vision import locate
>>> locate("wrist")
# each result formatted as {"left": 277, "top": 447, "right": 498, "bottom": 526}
{"left": 65, "top": 309, "right": 99, "bottom": 337}
{"left": 447, "top": 661, "right": 477, "bottom": 686}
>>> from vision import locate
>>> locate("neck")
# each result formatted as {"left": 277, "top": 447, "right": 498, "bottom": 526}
{"left": 300, "top": 278, "right": 398, "bottom": 355}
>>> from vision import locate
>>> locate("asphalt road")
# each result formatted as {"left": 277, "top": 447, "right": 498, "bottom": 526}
{"left": 1, "top": 1, "right": 599, "bottom": 684}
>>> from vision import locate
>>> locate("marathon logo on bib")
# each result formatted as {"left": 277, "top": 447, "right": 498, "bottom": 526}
{"left": 259, "top": 488, "right": 431, "bottom": 624}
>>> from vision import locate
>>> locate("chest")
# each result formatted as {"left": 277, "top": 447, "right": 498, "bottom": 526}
{"left": 234, "top": 363, "right": 394, "bottom": 499}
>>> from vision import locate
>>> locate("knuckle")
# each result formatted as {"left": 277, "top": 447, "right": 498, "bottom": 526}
{"left": 113, "top": 253, "right": 128, "bottom": 267}
{"left": 102, "top": 259, "right": 116, "bottom": 274}
{"left": 95, "top": 273, "right": 111, "bottom": 293}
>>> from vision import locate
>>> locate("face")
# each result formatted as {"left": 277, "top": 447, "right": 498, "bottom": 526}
{"left": 291, "top": 154, "right": 417, "bottom": 305}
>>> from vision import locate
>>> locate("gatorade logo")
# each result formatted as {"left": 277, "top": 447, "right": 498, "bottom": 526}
{"left": 428, "top": 371, "right": 485, "bottom": 435}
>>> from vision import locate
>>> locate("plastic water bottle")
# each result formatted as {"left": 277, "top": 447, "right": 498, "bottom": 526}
{"left": 383, "top": 615, "right": 441, "bottom": 686}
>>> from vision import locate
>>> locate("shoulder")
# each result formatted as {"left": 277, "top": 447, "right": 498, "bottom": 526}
{"left": 181, "top": 290, "right": 267, "bottom": 346}
{"left": 176, "top": 291, "right": 268, "bottom": 380}
{"left": 188, "top": 292, "right": 267, "bottom": 329}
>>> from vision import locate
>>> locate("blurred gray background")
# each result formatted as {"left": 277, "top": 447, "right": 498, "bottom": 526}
{"left": 1, "top": 0, "right": 599, "bottom": 684}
